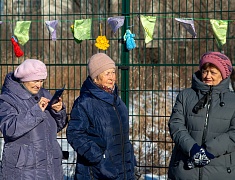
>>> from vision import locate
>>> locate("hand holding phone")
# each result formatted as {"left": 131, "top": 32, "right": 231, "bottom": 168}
{"left": 49, "top": 85, "right": 65, "bottom": 107}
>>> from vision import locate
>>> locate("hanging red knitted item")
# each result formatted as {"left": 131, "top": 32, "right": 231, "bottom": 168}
{"left": 11, "top": 36, "right": 24, "bottom": 57}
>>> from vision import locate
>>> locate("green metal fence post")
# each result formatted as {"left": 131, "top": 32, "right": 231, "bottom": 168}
{"left": 121, "top": 0, "right": 130, "bottom": 107}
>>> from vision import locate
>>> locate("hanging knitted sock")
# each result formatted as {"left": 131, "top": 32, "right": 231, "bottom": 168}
{"left": 11, "top": 36, "right": 24, "bottom": 57}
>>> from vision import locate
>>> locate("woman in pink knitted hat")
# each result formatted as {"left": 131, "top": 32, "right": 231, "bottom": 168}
{"left": 0, "top": 59, "right": 67, "bottom": 180}
{"left": 168, "top": 51, "right": 235, "bottom": 180}
{"left": 66, "top": 53, "right": 136, "bottom": 180}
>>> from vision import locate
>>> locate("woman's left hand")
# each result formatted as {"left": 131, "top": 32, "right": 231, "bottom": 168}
{"left": 51, "top": 97, "right": 63, "bottom": 112}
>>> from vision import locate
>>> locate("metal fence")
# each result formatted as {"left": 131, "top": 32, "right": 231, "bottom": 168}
{"left": 0, "top": 0, "right": 235, "bottom": 179}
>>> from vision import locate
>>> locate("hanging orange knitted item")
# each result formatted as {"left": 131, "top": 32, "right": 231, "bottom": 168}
{"left": 11, "top": 36, "right": 24, "bottom": 57}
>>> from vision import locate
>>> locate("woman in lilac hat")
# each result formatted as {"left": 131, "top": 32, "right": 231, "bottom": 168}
{"left": 168, "top": 51, "right": 235, "bottom": 179}
{"left": 0, "top": 59, "right": 67, "bottom": 180}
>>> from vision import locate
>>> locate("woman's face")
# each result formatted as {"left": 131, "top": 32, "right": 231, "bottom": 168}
{"left": 22, "top": 80, "right": 44, "bottom": 94}
{"left": 94, "top": 68, "right": 116, "bottom": 89}
{"left": 201, "top": 67, "right": 223, "bottom": 86}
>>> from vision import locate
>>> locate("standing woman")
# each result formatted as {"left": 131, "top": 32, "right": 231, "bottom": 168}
{"left": 0, "top": 59, "right": 67, "bottom": 180}
{"left": 66, "top": 53, "right": 136, "bottom": 180}
{"left": 168, "top": 51, "right": 235, "bottom": 179}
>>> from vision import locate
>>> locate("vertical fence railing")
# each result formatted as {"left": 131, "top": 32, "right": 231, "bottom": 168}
{"left": 120, "top": 0, "right": 130, "bottom": 107}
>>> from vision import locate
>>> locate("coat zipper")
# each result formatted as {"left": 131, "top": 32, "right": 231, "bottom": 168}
{"left": 89, "top": 167, "right": 94, "bottom": 180}
{"left": 113, "top": 102, "right": 126, "bottom": 180}
{"left": 199, "top": 86, "right": 212, "bottom": 180}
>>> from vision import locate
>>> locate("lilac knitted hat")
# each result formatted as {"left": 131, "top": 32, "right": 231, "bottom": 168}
{"left": 199, "top": 51, "right": 232, "bottom": 79}
{"left": 88, "top": 53, "right": 116, "bottom": 79}
{"left": 14, "top": 59, "right": 47, "bottom": 82}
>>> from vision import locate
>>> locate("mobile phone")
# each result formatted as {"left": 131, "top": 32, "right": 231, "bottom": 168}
{"left": 49, "top": 85, "right": 65, "bottom": 106}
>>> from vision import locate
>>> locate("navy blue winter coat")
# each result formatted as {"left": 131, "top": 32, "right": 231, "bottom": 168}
{"left": 66, "top": 76, "right": 135, "bottom": 180}
{"left": 0, "top": 73, "right": 67, "bottom": 180}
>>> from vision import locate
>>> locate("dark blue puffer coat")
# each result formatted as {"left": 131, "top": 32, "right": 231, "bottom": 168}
{"left": 66, "top": 76, "right": 135, "bottom": 180}
{"left": 0, "top": 73, "right": 67, "bottom": 180}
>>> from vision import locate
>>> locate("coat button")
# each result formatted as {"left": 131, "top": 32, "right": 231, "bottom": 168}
{"left": 220, "top": 102, "right": 225, "bottom": 106}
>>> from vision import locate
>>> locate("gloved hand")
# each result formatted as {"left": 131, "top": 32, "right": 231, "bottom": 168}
{"left": 187, "top": 143, "right": 201, "bottom": 169}
{"left": 204, "top": 149, "right": 215, "bottom": 159}
{"left": 201, "top": 144, "right": 215, "bottom": 159}
{"left": 193, "top": 148, "right": 211, "bottom": 167}
{"left": 190, "top": 143, "right": 201, "bottom": 157}
{"left": 187, "top": 143, "right": 214, "bottom": 169}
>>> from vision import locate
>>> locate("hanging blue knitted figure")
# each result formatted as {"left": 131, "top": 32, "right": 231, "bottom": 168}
{"left": 123, "top": 29, "right": 136, "bottom": 50}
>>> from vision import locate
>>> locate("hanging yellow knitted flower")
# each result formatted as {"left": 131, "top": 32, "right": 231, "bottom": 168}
{"left": 95, "top": 23, "right": 110, "bottom": 50}
{"left": 95, "top": 35, "right": 110, "bottom": 50}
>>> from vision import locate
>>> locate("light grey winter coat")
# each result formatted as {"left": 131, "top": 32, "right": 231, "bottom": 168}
{"left": 0, "top": 73, "right": 67, "bottom": 180}
{"left": 168, "top": 71, "right": 235, "bottom": 180}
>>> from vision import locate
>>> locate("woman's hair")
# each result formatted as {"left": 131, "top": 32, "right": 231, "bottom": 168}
{"left": 200, "top": 62, "right": 220, "bottom": 71}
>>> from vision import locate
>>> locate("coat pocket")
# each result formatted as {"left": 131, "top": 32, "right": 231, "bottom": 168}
{"left": 17, "top": 144, "right": 36, "bottom": 169}
{"left": 91, "top": 150, "right": 119, "bottom": 179}
{"left": 3, "top": 143, "right": 36, "bottom": 169}
{"left": 3, "top": 143, "right": 21, "bottom": 168}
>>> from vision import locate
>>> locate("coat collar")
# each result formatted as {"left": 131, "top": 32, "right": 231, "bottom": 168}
{"left": 192, "top": 70, "right": 230, "bottom": 94}
{"left": 81, "top": 76, "right": 118, "bottom": 105}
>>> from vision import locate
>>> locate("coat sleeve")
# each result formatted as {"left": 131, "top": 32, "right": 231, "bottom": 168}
{"left": 66, "top": 101, "right": 104, "bottom": 165}
{"left": 0, "top": 99, "right": 46, "bottom": 141}
{"left": 204, "top": 113, "right": 235, "bottom": 157}
{"left": 49, "top": 104, "right": 68, "bottom": 132}
{"left": 168, "top": 91, "right": 197, "bottom": 156}
{"left": 43, "top": 88, "right": 68, "bottom": 132}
